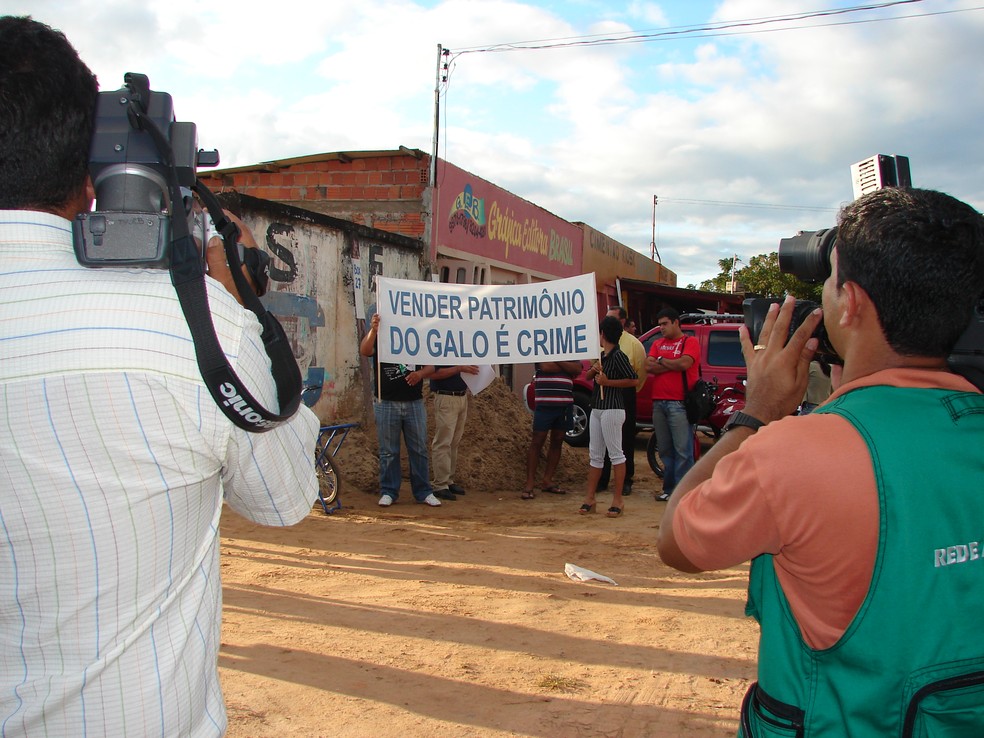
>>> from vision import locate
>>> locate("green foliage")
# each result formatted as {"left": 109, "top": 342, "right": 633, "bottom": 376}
{"left": 695, "top": 252, "right": 822, "bottom": 301}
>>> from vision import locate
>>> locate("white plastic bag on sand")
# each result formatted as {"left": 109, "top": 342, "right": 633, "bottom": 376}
{"left": 564, "top": 562, "right": 618, "bottom": 586}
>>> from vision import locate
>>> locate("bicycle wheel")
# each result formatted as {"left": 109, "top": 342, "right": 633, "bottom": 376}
{"left": 315, "top": 442, "right": 340, "bottom": 509}
{"left": 646, "top": 433, "right": 665, "bottom": 479}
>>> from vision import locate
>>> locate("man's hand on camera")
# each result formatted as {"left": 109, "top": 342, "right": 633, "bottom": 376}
{"left": 204, "top": 210, "right": 259, "bottom": 307}
{"left": 739, "top": 295, "right": 822, "bottom": 424}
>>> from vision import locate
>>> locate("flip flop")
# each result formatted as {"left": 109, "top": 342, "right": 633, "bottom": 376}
{"left": 521, "top": 489, "right": 536, "bottom": 500}
{"left": 540, "top": 485, "right": 567, "bottom": 495}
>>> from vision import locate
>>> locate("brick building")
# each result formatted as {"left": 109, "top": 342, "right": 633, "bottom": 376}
{"left": 200, "top": 147, "right": 740, "bottom": 396}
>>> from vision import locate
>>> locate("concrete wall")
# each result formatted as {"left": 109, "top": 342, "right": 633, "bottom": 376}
{"left": 218, "top": 194, "right": 428, "bottom": 425}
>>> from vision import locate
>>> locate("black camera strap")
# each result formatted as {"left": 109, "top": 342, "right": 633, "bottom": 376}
{"left": 128, "top": 103, "right": 302, "bottom": 432}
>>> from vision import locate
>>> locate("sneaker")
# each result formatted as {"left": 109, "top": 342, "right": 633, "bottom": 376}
{"left": 448, "top": 483, "right": 466, "bottom": 495}
{"left": 433, "top": 488, "right": 457, "bottom": 501}
{"left": 655, "top": 491, "right": 671, "bottom": 502}
{"left": 378, "top": 494, "right": 395, "bottom": 507}
{"left": 417, "top": 493, "right": 442, "bottom": 507}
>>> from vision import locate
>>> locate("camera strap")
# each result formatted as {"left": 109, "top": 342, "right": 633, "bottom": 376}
{"left": 128, "top": 104, "right": 302, "bottom": 432}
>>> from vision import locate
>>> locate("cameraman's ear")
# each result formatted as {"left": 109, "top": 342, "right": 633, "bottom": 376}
{"left": 838, "top": 281, "right": 868, "bottom": 328}
{"left": 85, "top": 176, "right": 95, "bottom": 205}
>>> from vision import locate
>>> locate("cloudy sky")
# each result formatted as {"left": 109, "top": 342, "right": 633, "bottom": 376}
{"left": 9, "top": 0, "right": 984, "bottom": 287}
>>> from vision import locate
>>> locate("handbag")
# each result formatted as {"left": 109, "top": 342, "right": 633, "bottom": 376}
{"left": 680, "top": 337, "right": 715, "bottom": 424}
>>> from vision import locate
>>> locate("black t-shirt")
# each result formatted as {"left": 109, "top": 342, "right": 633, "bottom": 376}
{"left": 375, "top": 359, "right": 423, "bottom": 402}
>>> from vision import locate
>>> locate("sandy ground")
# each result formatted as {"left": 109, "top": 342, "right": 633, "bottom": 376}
{"left": 217, "top": 380, "right": 758, "bottom": 737}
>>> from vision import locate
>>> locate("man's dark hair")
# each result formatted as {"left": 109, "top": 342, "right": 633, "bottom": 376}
{"left": 0, "top": 16, "right": 98, "bottom": 210}
{"left": 836, "top": 187, "right": 984, "bottom": 357}
{"left": 656, "top": 307, "right": 680, "bottom": 323}
{"left": 600, "top": 315, "right": 623, "bottom": 344}
{"left": 608, "top": 305, "right": 627, "bottom": 320}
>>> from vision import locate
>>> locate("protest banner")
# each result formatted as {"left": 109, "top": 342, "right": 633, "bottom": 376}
{"left": 375, "top": 274, "right": 599, "bottom": 365}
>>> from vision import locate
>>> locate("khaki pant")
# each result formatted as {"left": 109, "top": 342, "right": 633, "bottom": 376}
{"left": 431, "top": 393, "right": 468, "bottom": 489}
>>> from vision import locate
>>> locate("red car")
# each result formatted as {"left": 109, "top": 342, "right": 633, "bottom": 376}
{"left": 525, "top": 314, "right": 746, "bottom": 446}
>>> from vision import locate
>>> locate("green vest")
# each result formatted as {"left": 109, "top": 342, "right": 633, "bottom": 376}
{"left": 740, "top": 384, "right": 984, "bottom": 737}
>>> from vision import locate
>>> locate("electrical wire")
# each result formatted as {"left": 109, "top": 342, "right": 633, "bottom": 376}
{"left": 446, "top": 1, "right": 982, "bottom": 60}
{"left": 657, "top": 197, "right": 839, "bottom": 213}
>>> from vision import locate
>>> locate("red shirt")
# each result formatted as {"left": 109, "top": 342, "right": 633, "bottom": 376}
{"left": 648, "top": 335, "right": 699, "bottom": 400}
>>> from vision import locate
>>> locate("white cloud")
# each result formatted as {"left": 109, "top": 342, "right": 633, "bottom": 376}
{"left": 8, "top": 0, "right": 984, "bottom": 287}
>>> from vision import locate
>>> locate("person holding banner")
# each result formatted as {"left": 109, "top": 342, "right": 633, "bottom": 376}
{"left": 579, "top": 316, "right": 638, "bottom": 518}
{"left": 360, "top": 312, "right": 442, "bottom": 507}
{"left": 430, "top": 364, "right": 479, "bottom": 501}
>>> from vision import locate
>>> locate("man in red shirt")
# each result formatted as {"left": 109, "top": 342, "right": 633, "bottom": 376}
{"left": 646, "top": 308, "right": 700, "bottom": 500}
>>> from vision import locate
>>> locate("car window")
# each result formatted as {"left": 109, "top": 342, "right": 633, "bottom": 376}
{"left": 641, "top": 333, "right": 658, "bottom": 354}
{"left": 706, "top": 330, "right": 745, "bottom": 367}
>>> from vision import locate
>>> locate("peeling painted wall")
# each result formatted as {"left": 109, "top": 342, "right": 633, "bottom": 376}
{"left": 220, "top": 194, "right": 428, "bottom": 425}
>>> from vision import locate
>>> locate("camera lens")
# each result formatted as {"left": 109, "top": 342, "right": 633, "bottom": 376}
{"left": 778, "top": 227, "right": 838, "bottom": 283}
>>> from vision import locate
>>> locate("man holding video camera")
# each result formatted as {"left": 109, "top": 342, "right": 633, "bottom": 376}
{"left": 0, "top": 16, "right": 318, "bottom": 737}
{"left": 658, "top": 186, "right": 984, "bottom": 734}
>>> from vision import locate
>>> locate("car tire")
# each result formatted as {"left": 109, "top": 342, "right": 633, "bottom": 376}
{"left": 646, "top": 432, "right": 665, "bottom": 479}
{"left": 564, "top": 391, "right": 591, "bottom": 447}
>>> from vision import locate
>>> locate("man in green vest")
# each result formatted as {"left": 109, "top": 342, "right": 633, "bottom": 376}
{"left": 658, "top": 187, "right": 984, "bottom": 736}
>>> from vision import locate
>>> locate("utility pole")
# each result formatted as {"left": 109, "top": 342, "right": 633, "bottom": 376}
{"left": 651, "top": 195, "right": 661, "bottom": 262}
{"left": 430, "top": 44, "right": 443, "bottom": 188}
{"left": 730, "top": 254, "right": 742, "bottom": 292}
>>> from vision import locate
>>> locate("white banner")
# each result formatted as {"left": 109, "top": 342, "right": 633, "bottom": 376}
{"left": 376, "top": 274, "right": 599, "bottom": 365}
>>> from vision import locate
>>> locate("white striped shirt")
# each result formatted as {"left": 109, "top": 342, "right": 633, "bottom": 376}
{"left": 0, "top": 211, "right": 318, "bottom": 737}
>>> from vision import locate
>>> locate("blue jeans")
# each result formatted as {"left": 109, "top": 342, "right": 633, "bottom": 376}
{"left": 652, "top": 400, "right": 694, "bottom": 495}
{"left": 374, "top": 398, "right": 432, "bottom": 501}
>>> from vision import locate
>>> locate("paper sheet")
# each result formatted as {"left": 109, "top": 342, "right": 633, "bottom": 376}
{"left": 564, "top": 562, "right": 618, "bottom": 586}
{"left": 461, "top": 365, "right": 496, "bottom": 395}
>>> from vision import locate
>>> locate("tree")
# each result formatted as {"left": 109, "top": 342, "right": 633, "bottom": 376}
{"left": 692, "top": 252, "right": 822, "bottom": 302}
{"left": 738, "top": 252, "right": 822, "bottom": 301}
{"left": 693, "top": 258, "right": 734, "bottom": 292}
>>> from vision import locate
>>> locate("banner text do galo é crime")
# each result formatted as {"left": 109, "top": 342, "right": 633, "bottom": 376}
{"left": 375, "top": 274, "right": 600, "bottom": 366}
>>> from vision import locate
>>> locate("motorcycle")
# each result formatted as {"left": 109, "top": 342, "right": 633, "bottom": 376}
{"left": 646, "top": 379, "right": 746, "bottom": 478}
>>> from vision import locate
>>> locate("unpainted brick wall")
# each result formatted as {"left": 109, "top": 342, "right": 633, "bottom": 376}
{"left": 199, "top": 154, "right": 430, "bottom": 240}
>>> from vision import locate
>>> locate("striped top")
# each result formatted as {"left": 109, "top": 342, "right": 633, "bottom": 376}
{"left": 590, "top": 346, "right": 637, "bottom": 410}
{"left": 0, "top": 212, "right": 319, "bottom": 737}
{"left": 533, "top": 368, "right": 576, "bottom": 406}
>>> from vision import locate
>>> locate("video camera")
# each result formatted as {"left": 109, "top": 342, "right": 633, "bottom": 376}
{"left": 744, "top": 216, "right": 984, "bottom": 391}
{"left": 71, "top": 73, "right": 300, "bottom": 431}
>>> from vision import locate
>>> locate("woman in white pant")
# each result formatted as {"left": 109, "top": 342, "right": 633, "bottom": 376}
{"left": 579, "top": 316, "right": 637, "bottom": 517}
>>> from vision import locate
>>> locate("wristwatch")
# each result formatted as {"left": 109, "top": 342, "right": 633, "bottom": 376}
{"left": 657, "top": 356, "right": 664, "bottom": 365}
{"left": 723, "top": 411, "right": 765, "bottom": 434}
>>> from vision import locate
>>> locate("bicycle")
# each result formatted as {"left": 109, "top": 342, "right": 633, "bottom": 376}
{"left": 314, "top": 423, "right": 358, "bottom": 514}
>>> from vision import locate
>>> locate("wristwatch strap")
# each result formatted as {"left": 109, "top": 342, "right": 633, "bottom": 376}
{"left": 724, "top": 411, "right": 765, "bottom": 433}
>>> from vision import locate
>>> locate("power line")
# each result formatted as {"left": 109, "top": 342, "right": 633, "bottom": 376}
{"left": 447, "top": 1, "right": 980, "bottom": 58}
{"left": 657, "top": 197, "right": 838, "bottom": 213}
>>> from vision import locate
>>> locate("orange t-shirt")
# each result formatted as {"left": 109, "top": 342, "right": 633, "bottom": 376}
{"left": 672, "top": 367, "right": 979, "bottom": 649}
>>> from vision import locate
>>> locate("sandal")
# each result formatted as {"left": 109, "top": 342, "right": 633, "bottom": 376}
{"left": 578, "top": 503, "right": 596, "bottom": 514}
{"left": 540, "top": 484, "right": 567, "bottom": 495}
{"left": 521, "top": 489, "right": 536, "bottom": 500}
{"left": 606, "top": 506, "right": 623, "bottom": 518}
